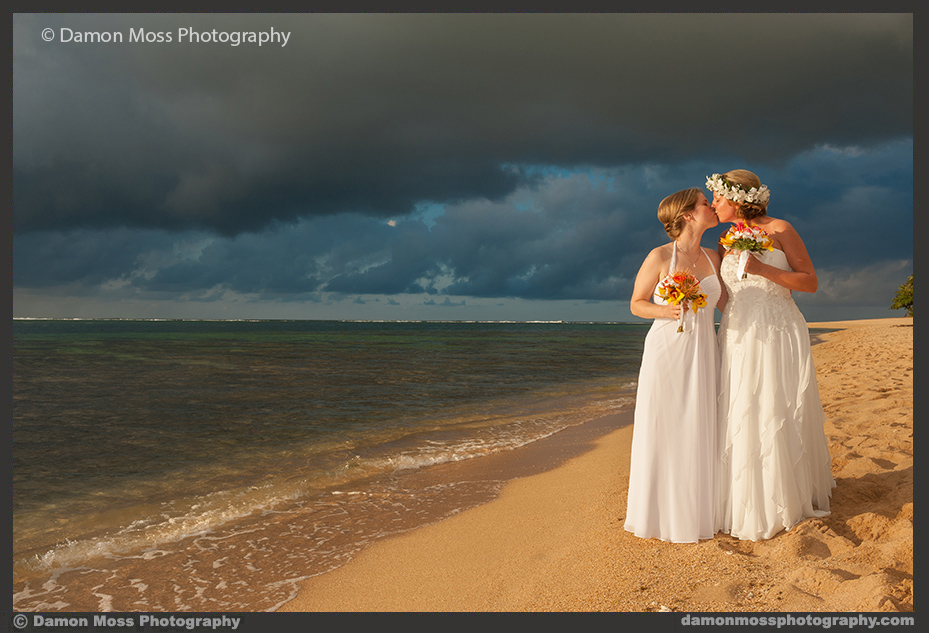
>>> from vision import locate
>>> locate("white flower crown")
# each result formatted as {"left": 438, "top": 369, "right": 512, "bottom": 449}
{"left": 705, "top": 173, "right": 771, "bottom": 206}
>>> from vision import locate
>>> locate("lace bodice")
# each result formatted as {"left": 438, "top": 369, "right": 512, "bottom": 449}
{"left": 720, "top": 248, "right": 805, "bottom": 337}
{"left": 715, "top": 247, "right": 835, "bottom": 541}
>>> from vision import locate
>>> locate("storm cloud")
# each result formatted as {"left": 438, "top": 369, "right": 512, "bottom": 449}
{"left": 12, "top": 13, "right": 913, "bottom": 321}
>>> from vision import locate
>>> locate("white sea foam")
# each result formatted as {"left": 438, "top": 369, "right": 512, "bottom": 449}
{"left": 14, "top": 318, "right": 643, "bottom": 611}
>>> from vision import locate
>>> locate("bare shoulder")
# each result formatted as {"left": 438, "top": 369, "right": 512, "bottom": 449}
{"left": 767, "top": 215, "right": 794, "bottom": 227}
{"left": 761, "top": 216, "right": 799, "bottom": 236}
{"left": 633, "top": 243, "right": 674, "bottom": 298}
{"left": 637, "top": 243, "right": 673, "bottom": 279}
{"left": 645, "top": 242, "right": 673, "bottom": 262}
{"left": 703, "top": 246, "right": 723, "bottom": 266}
{"left": 759, "top": 215, "right": 805, "bottom": 249}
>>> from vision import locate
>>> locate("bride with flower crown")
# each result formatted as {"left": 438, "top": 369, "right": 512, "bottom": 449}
{"left": 707, "top": 169, "right": 836, "bottom": 541}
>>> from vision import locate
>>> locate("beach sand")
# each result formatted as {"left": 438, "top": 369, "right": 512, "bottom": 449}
{"left": 278, "top": 317, "right": 913, "bottom": 612}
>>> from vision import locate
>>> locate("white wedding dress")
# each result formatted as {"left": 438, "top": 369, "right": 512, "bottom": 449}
{"left": 624, "top": 244, "right": 721, "bottom": 543}
{"left": 715, "top": 248, "right": 836, "bottom": 541}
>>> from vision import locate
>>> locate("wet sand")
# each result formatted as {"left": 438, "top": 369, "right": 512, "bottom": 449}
{"left": 278, "top": 317, "right": 913, "bottom": 612}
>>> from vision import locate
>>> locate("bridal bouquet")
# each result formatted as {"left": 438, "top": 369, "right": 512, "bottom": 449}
{"left": 719, "top": 222, "right": 774, "bottom": 280}
{"left": 656, "top": 270, "right": 708, "bottom": 333}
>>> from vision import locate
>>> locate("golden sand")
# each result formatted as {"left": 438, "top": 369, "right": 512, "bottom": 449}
{"left": 278, "top": 317, "right": 913, "bottom": 612}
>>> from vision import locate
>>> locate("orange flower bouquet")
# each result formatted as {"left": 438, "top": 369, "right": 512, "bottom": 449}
{"left": 719, "top": 221, "right": 774, "bottom": 280}
{"left": 656, "top": 270, "right": 708, "bottom": 333}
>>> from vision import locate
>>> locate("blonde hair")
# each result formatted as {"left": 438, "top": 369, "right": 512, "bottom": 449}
{"left": 722, "top": 169, "right": 768, "bottom": 221}
{"left": 657, "top": 188, "right": 700, "bottom": 240}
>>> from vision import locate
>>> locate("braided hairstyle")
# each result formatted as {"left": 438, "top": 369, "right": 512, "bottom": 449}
{"left": 657, "top": 188, "right": 701, "bottom": 240}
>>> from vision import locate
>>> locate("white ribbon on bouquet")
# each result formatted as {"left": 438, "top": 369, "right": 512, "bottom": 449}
{"left": 736, "top": 250, "right": 751, "bottom": 280}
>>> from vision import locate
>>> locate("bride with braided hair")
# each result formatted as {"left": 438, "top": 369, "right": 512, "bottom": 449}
{"left": 624, "top": 187, "right": 725, "bottom": 543}
{"left": 708, "top": 169, "right": 836, "bottom": 541}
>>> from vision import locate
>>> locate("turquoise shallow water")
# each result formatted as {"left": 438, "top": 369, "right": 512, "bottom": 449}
{"left": 13, "top": 319, "right": 645, "bottom": 611}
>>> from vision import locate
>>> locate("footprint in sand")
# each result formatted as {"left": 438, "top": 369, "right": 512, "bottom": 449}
{"left": 755, "top": 519, "right": 855, "bottom": 562}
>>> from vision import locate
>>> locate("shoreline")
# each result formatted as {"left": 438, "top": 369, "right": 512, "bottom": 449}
{"left": 278, "top": 317, "right": 913, "bottom": 612}
{"left": 13, "top": 319, "right": 642, "bottom": 613}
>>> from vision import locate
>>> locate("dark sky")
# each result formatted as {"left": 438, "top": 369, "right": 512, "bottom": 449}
{"left": 13, "top": 13, "right": 914, "bottom": 321}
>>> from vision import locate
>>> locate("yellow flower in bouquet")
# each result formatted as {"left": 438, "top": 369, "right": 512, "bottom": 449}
{"left": 719, "top": 222, "right": 773, "bottom": 279}
{"left": 656, "top": 270, "right": 708, "bottom": 332}
{"left": 719, "top": 221, "right": 774, "bottom": 252}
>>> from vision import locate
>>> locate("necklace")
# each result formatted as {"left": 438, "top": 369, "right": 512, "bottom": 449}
{"left": 676, "top": 242, "right": 702, "bottom": 269}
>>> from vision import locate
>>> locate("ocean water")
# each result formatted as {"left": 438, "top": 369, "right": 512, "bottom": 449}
{"left": 12, "top": 319, "right": 646, "bottom": 612}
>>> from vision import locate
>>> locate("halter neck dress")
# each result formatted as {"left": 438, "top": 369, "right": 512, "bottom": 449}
{"left": 624, "top": 243, "right": 722, "bottom": 543}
